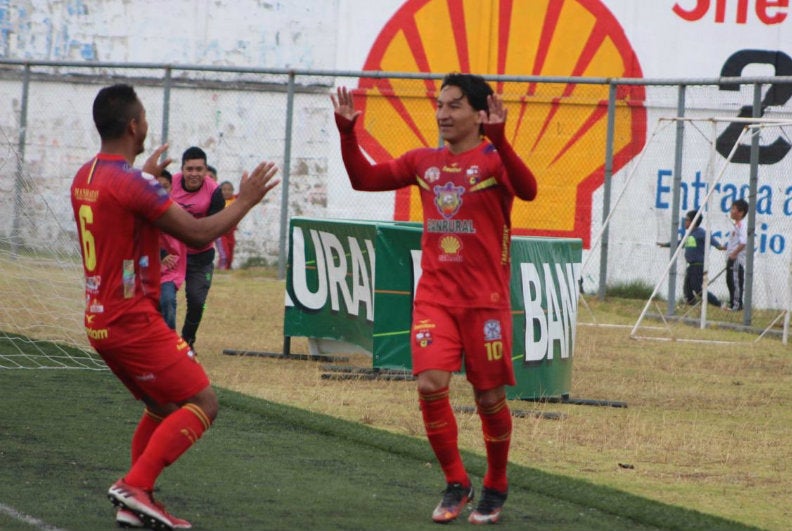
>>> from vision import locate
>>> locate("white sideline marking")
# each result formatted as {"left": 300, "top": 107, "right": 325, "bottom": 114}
{"left": 0, "top": 503, "right": 68, "bottom": 531}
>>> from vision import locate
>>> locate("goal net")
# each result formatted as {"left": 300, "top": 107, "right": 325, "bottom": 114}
{"left": 617, "top": 117, "right": 792, "bottom": 343}
{"left": 0, "top": 124, "right": 104, "bottom": 369}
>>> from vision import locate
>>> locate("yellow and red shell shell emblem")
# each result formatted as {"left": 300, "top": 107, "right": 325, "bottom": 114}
{"left": 439, "top": 234, "right": 462, "bottom": 255}
{"left": 355, "top": 0, "right": 646, "bottom": 247}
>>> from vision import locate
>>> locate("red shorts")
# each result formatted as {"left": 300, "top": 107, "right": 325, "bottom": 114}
{"left": 90, "top": 310, "right": 210, "bottom": 404}
{"left": 411, "top": 300, "right": 515, "bottom": 390}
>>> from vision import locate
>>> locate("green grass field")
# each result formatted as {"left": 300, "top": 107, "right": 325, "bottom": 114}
{"left": 0, "top": 367, "right": 763, "bottom": 531}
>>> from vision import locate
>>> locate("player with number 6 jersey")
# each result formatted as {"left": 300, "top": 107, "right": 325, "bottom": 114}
{"left": 70, "top": 84, "right": 279, "bottom": 530}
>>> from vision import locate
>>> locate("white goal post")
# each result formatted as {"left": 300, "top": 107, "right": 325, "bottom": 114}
{"left": 627, "top": 117, "right": 792, "bottom": 344}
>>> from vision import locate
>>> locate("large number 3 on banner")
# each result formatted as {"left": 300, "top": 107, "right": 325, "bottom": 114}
{"left": 78, "top": 204, "right": 96, "bottom": 272}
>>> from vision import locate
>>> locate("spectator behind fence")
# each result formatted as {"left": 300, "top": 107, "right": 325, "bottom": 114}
{"left": 724, "top": 198, "right": 749, "bottom": 311}
{"left": 658, "top": 209, "right": 725, "bottom": 308}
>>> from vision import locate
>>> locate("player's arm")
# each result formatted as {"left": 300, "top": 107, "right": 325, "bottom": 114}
{"left": 331, "top": 86, "right": 405, "bottom": 191}
{"left": 155, "top": 161, "right": 279, "bottom": 248}
{"left": 482, "top": 94, "right": 537, "bottom": 201}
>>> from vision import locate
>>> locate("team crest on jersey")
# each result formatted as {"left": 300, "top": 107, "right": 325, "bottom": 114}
{"left": 434, "top": 181, "right": 465, "bottom": 219}
{"left": 424, "top": 166, "right": 441, "bottom": 183}
{"left": 466, "top": 165, "right": 481, "bottom": 185}
{"left": 483, "top": 319, "right": 502, "bottom": 342}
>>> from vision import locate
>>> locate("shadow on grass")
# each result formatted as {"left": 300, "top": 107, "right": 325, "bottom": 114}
{"left": 0, "top": 370, "right": 764, "bottom": 531}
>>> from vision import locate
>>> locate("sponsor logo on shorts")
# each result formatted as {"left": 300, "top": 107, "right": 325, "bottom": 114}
{"left": 483, "top": 319, "right": 502, "bottom": 342}
{"left": 414, "top": 319, "right": 435, "bottom": 347}
{"left": 415, "top": 330, "right": 433, "bottom": 347}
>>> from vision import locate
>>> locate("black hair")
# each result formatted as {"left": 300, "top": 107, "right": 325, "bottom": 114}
{"left": 685, "top": 210, "right": 702, "bottom": 228}
{"left": 159, "top": 169, "right": 172, "bottom": 183}
{"left": 181, "top": 146, "right": 207, "bottom": 166}
{"left": 207, "top": 165, "right": 217, "bottom": 176}
{"left": 440, "top": 73, "right": 494, "bottom": 113}
{"left": 733, "top": 198, "right": 749, "bottom": 215}
{"left": 92, "top": 84, "right": 142, "bottom": 141}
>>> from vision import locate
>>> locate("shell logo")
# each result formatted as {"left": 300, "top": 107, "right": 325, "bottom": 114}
{"left": 440, "top": 234, "right": 462, "bottom": 254}
{"left": 355, "top": 0, "right": 646, "bottom": 247}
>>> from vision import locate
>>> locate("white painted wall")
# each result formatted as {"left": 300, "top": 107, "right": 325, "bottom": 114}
{"left": 3, "top": 0, "right": 792, "bottom": 308}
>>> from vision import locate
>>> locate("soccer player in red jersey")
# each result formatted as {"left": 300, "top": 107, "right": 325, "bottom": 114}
{"left": 71, "top": 84, "right": 279, "bottom": 530}
{"left": 331, "top": 73, "right": 537, "bottom": 525}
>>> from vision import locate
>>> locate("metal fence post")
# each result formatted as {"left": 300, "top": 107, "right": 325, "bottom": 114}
{"left": 12, "top": 63, "right": 30, "bottom": 258}
{"left": 667, "top": 84, "right": 686, "bottom": 315}
{"left": 744, "top": 82, "right": 762, "bottom": 325}
{"left": 277, "top": 71, "right": 296, "bottom": 280}
{"left": 598, "top": 83, "right": 617, "bottom": 301}
{"left": 161, "top": 66, "right": 172, "bottom": 149}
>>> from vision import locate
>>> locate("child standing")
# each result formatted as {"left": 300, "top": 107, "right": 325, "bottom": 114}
{"left": 725, "top": 199, "right": 749, "bottom": 311}
{"left": 157, "top": 171, "right": 187, "bottom": 329}
{"left": 216, "top": 180, "right": 237, "bottom": 270}
{"left": 659, "top": 210, "right": 725, "bottom": 307}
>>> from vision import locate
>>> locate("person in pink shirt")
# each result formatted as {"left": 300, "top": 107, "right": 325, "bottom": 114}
{"left": 170, "top": 147, "right": 224, "bottom": 351}
{"left": 156, "top": 170, "right": 187, "bottom": 329}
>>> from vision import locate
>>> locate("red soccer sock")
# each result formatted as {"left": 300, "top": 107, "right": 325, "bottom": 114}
{"left": 478, "top": 397, "right": 512, "bottom": 493}
{"left": 124, "top": 404, "right": 211, "bottom": 490}
{"left": 419, "top": 387, "right": 468, "bottom": 486}
{"left": 130, "top": 409, "right": 163, "bottom": 466}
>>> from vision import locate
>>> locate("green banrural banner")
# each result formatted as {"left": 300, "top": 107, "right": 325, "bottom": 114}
{"left": 284, "top": 217, "right": 582, "bottom": 399}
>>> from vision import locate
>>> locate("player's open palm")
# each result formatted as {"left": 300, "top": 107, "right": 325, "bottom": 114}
{"left": 331, "top": 86, "right": 362, "bottom": 122}
{"left": 238, "top": 161, "right": 280, "bottom": 207}
{"left": 484, "top": 93, "right": 507, "bottom": 125}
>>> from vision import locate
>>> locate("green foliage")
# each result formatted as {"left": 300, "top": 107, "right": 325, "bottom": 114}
{"left": 606, "top": 280, "right": 658, "bottom": 300}
{"left": 0, "top": 369, "right": 762, "bottom": 531}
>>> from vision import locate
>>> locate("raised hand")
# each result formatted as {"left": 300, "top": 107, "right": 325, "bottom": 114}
{"left": 237, "top": 161, "right": 280, "bottom": 207}
{"left": 482, "top": 93, "right": 507, "bottom": 125}
{"left": 142, "top": 144, "right": 172, "bottom": 177}
{"left": 331, "top": 86, "right": 362, "bottom": 123}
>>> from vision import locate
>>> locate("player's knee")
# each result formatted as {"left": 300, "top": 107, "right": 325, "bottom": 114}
{"left": 474, "top": 387, "right": 506, "bottom": 409}
{"left": 416, "top": 370, "right": 451, "bottom": 395}
{"left": 190, "top": 387, "right": 219, "bottom": 422}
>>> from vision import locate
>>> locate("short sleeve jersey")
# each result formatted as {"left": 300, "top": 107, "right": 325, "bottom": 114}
{"left": 170, "top": 173, "right": 219, "bottom": 254}
{"left": 71, "top": 154, "right": 172, "bottom": 327}
{"left": 389, "top": 142, "right": 516, "bottom": 309}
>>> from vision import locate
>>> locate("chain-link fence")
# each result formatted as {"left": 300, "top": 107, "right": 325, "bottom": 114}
{"left": 2, "top": 60, "right": 792, "bottom": 327}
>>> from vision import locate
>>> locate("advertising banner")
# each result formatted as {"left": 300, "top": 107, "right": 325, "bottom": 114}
{"left": 284, "top": 217, "right": 582, "bottom": 399}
